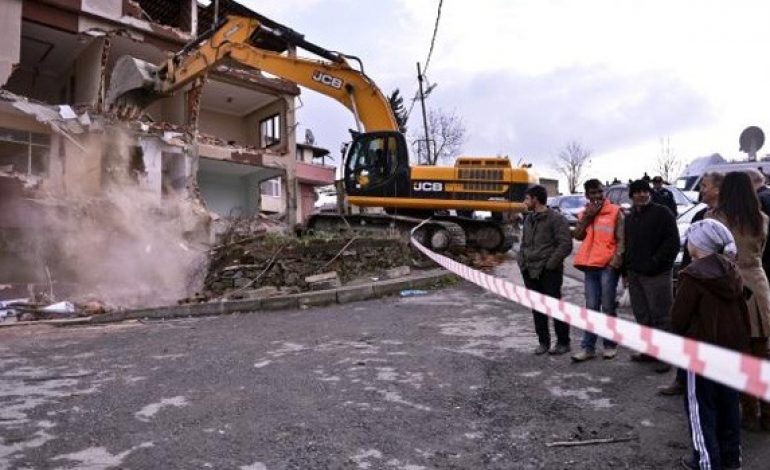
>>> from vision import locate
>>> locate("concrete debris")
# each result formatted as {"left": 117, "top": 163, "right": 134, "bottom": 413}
{"left": 40, "top": 301, "right": 76, "bottom": 315}
{"left": 232, "top": 286, "right": 279, "bottom": 300}
{"left": 187, "top": 229, "right": 418, "bottom": 303}
{"left": 385, "top": 266, "right": 411, "bottom": 279}
{"left": 305, "top": 271, "right": 341, "bottom": 291}
{"left": 58, "top": 105, "right": 78, "bottom": 119}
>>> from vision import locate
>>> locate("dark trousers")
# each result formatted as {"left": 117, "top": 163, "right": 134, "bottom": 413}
{"left": 522, "top": 268, "right": 570, "bottom": 347}
{"left": 684, "top": 371, "right": 741, "bottom": 469}
{"left": 740, "top": 337, "right": 770, "bottom": 425}
{"left": 628, "top": 270, "right": 673, "bottom": 332}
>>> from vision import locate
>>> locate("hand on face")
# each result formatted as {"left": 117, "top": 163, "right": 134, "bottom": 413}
{"left": 584, "top": 188, "right": 604, "bottom": 217}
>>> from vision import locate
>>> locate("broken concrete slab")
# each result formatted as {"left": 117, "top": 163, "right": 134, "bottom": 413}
{"left": 260, "top": 295, "right": 300, "bottom": 311}
{"left": 336, "top": 285, "right": 374, "bottom": 304}
{"left": 297, "top": 289, "right": 337, "bottom": 308}
{"left": 304, "top": 271, "right": 341, "bottom": 291}
{"left": 372, "top": 278, "right": 413, "bottom": 297}
{"left": 77, "top": 269, "right": 454, "bottom": 325}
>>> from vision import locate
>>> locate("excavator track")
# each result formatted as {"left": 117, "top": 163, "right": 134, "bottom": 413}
{"left": 306, "top": 213, "right": 515, "bottom": 253}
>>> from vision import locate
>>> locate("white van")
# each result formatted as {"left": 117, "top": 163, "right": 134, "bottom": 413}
{"left": 674, "top": 154, "right": 725, "bottom": 199}
{"left": 675, "top": 157, "right": 770, "bottom": 200}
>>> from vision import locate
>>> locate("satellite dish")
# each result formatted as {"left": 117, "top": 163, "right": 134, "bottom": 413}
{"left": 740, "top": 126, "right": 764, "bottom": 161}
{"left": 305, "top": 129, "right": 315, "bottom": 145}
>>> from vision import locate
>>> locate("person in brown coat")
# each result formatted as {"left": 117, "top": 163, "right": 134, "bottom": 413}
{"left": 673, "top": 218, "right": 750, "bottom": 470}
{"left": 706, "top": 171, "right": 770, "bottom": 431}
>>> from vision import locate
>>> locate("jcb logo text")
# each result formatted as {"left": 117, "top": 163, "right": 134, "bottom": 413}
{"left": 312, "top": 71, "right": 343, "bottom": 89}
{"left": 413, "top": 182, "right": 443, "bottom": 192}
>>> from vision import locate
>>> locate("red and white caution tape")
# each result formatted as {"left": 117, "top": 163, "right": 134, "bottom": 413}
{"left": 411, "top": 233, "right": 770, "bottom": 401}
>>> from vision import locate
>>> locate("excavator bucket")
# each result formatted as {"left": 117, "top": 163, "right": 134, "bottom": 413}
{"left": 105, "top": 56, "right": 163, "bottom": 117}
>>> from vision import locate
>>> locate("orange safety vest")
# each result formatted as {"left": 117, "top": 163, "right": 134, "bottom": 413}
{"left": 574, "top": 200, "right": 620, "bottom": 269}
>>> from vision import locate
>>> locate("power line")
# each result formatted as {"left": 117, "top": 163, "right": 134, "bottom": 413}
{"left": 406, "top": 0, "right": 444, "bottom": 123}
{"left": 423, "top": 0, "right": 443, "bottom": 75}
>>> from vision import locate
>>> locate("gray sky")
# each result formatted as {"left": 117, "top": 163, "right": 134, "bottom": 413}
{"left": 240, "top": 0, "right": 770, "bottom": 188}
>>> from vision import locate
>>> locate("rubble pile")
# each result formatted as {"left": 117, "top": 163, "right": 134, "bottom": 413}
{"left": 195, "top": 232, "right": 417, "bottom": 301}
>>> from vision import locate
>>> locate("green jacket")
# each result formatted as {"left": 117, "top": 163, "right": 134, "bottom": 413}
{"left": 518, "top": 208, "right": 573, "bottom": 279}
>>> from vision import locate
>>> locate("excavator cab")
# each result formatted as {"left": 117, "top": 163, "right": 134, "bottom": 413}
{"left": 344, "top": 131, "right": 409, "bottom": 198}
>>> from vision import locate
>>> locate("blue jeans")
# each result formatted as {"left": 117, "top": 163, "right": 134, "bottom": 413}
{"left": 581, "top": 267, "right": 619, "bottom": 352}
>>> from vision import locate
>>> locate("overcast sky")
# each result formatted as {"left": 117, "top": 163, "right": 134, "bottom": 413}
{"left": 240, "top": 0, "right": 770, "bottom": 189}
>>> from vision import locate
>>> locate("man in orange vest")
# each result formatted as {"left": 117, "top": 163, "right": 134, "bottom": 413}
{"left": 571, "top": 179, "right": 625, "bottom": 361}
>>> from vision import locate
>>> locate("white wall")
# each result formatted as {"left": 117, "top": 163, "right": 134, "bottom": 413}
{"left": 0, "top": 0, "right": 21, "bottom": 86}
{"left": 197, "top": 172, "right": 251, "bottom": 218}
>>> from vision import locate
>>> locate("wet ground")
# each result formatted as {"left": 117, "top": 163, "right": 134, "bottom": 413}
{"left": 1, "top": 275, "right": 768, "bottom": 469}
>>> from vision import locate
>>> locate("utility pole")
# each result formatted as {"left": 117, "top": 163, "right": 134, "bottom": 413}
{"left": 417, "top": 62, "right": 431, "bottom": 165}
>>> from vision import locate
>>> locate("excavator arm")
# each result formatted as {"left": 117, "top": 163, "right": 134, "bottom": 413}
{"left": 107, "top": 15, "right": 397, "bottom": 132}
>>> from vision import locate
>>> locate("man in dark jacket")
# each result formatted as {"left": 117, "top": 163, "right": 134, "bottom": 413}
{"left": 624, "top": 179, "right": 680, "bottom": 372}
{"left": 673, "top": 219, "right": 750, "bottom": 470}
{"left": 518, "top": 185, "right": 573, "bottom": 355}
{"left": 651, "top": 176, "right": 678, "bottom": 216}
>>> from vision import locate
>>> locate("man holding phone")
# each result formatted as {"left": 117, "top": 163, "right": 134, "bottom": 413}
{"left": 571, "top": 179, "right": 625, "bottom": 361}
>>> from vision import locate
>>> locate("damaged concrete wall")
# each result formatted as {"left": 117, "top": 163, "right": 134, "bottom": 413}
{"left": 161, "top": 93, "right": 186, "bottom": 127}
{"left": 198, "top": 172, "right": 251, "bottom": 217}
{"left": 199, "top": 109, "right": 247, "bottom": 144}
{"left": 73, "top": 38, "right": 106, "bottom": 106}
{"left": 0, "top": 0, "right": 22, "bottom": 86}
{"left": 81, "top": 0, "right": 123, "bottom": 19}
{"left": 47, "top": 134, "right": 104, "bottom": 197}
{"left": 139, "top": 137, "right": 163, "bottom": 197}
{"left": 244, "top": 99, "right": 287, "bottom": 150}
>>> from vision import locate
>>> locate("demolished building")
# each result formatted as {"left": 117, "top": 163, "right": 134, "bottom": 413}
{"left": 0, "top": 0, "right": 336, "bottom": 305}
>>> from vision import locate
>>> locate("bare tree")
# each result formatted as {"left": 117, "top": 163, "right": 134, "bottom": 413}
{"left": 553, "top": 141, "right": 592, "bottom": 194}
{"left": 411, "top": 108, "right": 467, "bottom": 165}
{"left": 655, "top": 137, "right": 682, "bottom": 183}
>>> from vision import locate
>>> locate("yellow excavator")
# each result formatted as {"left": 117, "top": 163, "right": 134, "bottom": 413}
{"left": 106, "top": 15, "right": 538, "bottom": 252}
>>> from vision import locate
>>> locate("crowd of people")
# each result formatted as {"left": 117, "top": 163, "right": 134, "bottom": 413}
{"left": 517, "top": 171, "right": 770, "bottom": 470}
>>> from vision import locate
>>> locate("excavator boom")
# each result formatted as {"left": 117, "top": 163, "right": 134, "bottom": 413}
{"left": 106, "top": 14, "right": 535, "bottom": 253}
{"left": 106, "top": 15, "right": 397, "bottom": 131}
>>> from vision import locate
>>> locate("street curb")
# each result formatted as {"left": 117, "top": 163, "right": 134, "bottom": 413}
{"left": 75, "top": 269, "right": 456, "bottom": 325}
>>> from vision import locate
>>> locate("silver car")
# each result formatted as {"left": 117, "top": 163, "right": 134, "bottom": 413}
{"left": 549, "top": 194, "right": 586, "bottom": 226}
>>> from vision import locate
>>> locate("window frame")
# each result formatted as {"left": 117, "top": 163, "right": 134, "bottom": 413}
{"left": 0, "top": 127, "right": 50, "bottom": 176}
{"left": 259, "top": 114, "right": 281, "bottom": 148}
{"left": 260, "top": 177, "right": 282, "bottom": 198}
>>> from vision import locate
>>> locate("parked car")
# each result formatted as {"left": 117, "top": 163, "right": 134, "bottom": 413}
{"left": 548, "top": 194, "right": 585, "bottom": 226}
{"left": 605, "top": 183, "right": 694, "bottom": 215}
{"left": 673, "top": 202, "right": 708, "bottom": 281}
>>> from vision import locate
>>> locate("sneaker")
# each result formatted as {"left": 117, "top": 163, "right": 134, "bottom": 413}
{"left": 602, "top": 348, "right": 618, "bottom": 360}
{"left": 571, "top": 350, "right": 596, "bottom": 362}
{"left": 658, "top": 380, "right": 685, "bottom": 396}
{"left": 534, "top": 344, "right": 549, "bottom": 355}
{"left": 549, "top": 344, "right": 571, "bottom": 355}
{"left": 722, "top": 462, "right": 742, "bottom": 470}
{"left": 655, "top": 361, "right": 672, "bottom": 374}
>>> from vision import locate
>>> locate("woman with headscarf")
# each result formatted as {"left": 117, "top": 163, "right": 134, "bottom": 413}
{"left": 673, "top": 219, "right": 750, "bottom": 469}
{"left": 706, "top": 170, "right": 770, "bottom": 431}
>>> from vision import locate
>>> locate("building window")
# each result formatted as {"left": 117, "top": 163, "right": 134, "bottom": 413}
{"left": 0, "top": 127, "right": 50, "bottom": 176}
{"left": 260, "top": 114, "right": 281, "bottom": 148}
{"left": 260, "top": 178, "right": 281, "bottom": 197}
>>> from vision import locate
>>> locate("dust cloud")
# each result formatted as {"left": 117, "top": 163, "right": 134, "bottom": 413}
{"left": 36, "top": 127, "right": 211, "bottom": 308}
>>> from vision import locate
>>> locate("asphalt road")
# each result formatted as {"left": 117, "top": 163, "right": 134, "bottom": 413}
{"left": 0, "top": 278, "right": 768, "bottom": 469}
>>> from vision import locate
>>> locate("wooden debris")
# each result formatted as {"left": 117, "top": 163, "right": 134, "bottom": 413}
{"left": 545, "top": 436, "right": 637, "bottom": 448}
